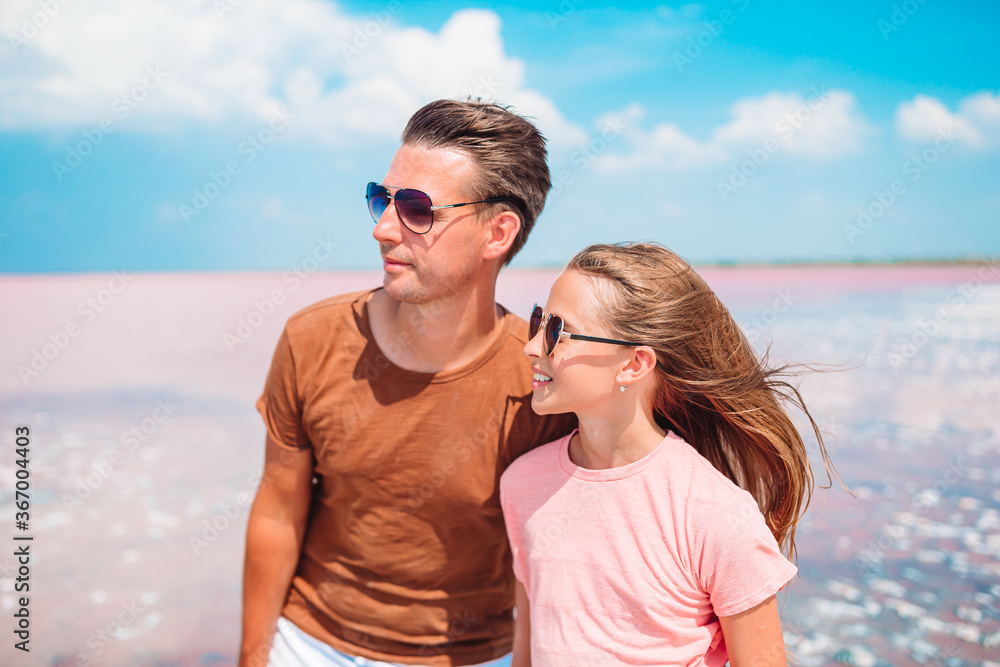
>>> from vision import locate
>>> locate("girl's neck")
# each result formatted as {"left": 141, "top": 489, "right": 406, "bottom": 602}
{"left": 570, "top": 410, "right": 667, "bottom": 470}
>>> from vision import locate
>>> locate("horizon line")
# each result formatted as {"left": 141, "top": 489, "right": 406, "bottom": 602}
{"left": 2, "top": 255, "right": 998, "bottom": 277}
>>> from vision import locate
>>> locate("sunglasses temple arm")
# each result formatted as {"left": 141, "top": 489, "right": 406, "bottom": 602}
{"left": 431, "top": 197, "right": 518, "bottom": 211}
{"left": 565, "top": 333, "right": 638, "bottom": 346}
{"left": 565, "top": 333, "right": 667, "bottom": 371}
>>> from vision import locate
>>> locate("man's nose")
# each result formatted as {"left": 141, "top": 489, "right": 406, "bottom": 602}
{"left": 372, "top": 201, "right": 404, "bottom": 245}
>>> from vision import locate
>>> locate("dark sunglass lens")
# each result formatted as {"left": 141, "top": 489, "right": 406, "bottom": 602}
{"left": 529, "top": 305, "right": 543, "bottom": 339}
{"left": 544, "top": 315, "right": 562, "bottom": 356}
{"left": 366, "top": 183, "right": 389, "bottom": 223}
{"left": 395, "top": 189, "right": 434, "bottom": 233}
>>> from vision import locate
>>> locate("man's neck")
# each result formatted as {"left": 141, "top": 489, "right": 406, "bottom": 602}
{"left": 367, "top": 285, "right": 505, "bottom": 373}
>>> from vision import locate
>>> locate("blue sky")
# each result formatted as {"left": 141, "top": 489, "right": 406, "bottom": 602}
{"left": 1, "top": 0, "right": 998, "bottom": 272}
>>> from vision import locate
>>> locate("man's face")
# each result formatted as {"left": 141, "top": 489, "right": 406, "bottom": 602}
{"left": 372, "top": 143, "right": 492, "bottom": 305}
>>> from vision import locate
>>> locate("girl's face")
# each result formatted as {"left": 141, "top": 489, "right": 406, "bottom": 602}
{"left": 524, "top": 270, "right": 630, "bottom": 417}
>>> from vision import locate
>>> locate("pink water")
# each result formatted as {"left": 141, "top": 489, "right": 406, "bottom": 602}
{"left": 1, "top": 265, "right": 998, "bottom": 666}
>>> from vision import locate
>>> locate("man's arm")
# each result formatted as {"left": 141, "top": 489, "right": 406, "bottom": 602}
{"left": 239, "top": 434, "right": 315, "bottom": 667}
{"left": 511, "top": 579, "right": 531, "bottom": 667}
{"left": 718, "top": 595, "right": 787, "bottom": 667}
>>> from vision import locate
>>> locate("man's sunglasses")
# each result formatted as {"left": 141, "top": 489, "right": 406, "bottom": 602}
{"left": 366, "top": 182, "right": 518, "bottom": 235}
{"left": 529, "top": 305, "right": 666, "bottom": 370}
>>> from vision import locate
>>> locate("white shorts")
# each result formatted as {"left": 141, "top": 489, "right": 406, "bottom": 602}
{"left": 269, "top": 616, "right": 512, "bottom": 667}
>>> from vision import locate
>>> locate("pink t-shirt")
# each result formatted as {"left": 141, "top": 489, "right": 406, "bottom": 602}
{"left": 499, "top": 430, "right": 797, "bottom": 666}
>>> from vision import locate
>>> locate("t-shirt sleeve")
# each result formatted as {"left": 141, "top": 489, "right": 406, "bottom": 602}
{"left": 695, "top": 493, "right": 797, "bottom": 617}
{"left": 499, "top": 470, "right": 529, "bottom": 589}
{"left": 255, "top": 327, "right": 312, "bottom": 451}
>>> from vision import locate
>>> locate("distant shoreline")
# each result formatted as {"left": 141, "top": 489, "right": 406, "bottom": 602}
{"left": 692, "top": 257, "right": 999, "bottom": 269}
{"left": 1, "top": 257, "right": 997, "bottom": 277}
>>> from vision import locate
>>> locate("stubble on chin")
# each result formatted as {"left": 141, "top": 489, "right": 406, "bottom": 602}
{"left": 380, "top": 249, "right": 481, "bottom": 311}
{"left": 382, "top": 274, "right": 421, "bottom": 304}
{"left": 383, "top": 266, "right": 469, "bottom": 308}
{"left": 383, "top": 270, "right": 449, "bottom": 307}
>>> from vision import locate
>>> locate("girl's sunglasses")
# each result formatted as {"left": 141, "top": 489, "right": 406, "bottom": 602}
{"left": 366, "top": 182, "right": 517, "bottom": 235}
{"left": 529, "top": 305, "right": 666, "bottom": 371}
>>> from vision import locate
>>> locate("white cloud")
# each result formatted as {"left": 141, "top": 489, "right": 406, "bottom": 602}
{"left": 0, "top": 1, "right": 585, "bottom": 148}
{"left": 896, "top": 91, "right": 1000, "bottom": 149}
{"left": 596, "top": 88, "right": 873, "bottom": 172}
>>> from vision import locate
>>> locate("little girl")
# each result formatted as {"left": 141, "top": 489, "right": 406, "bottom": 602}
{"left": 500, "top": 242, "right": 835, "bottom": 666}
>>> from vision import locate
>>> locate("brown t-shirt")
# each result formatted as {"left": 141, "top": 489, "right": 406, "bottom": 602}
{"left": 255, "top": 289, "right": 575, "bottom": 665}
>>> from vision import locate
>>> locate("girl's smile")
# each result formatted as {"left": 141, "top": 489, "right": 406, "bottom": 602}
{"left": 524, "top": 270, "right": 636, "bottom": 417}
{"left": 531, "top": 370, "right": 553, "bottom": 387}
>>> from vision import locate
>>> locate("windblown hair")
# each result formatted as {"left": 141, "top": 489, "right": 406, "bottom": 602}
{"left": 568, "top": 242, "right": 838, "bottom": 561}
{"left": 402, "top": 98, "right": 551, "bottom": 265}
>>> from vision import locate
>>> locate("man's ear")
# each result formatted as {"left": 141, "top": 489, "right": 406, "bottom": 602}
{"left": 482, "top": 210, "right": 521, "bottom": 262}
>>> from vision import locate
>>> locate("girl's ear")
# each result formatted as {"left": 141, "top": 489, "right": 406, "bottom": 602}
{"left": 622, "top": 346, "right": 659, "bottom": 383}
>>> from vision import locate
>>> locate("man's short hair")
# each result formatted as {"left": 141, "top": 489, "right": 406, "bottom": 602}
{"left": 401, "top": 98, "right": 551, "bottom": 265}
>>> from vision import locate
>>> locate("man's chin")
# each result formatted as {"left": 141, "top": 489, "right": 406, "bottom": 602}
{"left": 382, "top": 274, "right": 424, "bottom": 304}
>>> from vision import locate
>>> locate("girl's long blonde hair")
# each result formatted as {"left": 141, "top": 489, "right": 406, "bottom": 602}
{"left": 569, "top": 242, "right": 838, "bottom": 561}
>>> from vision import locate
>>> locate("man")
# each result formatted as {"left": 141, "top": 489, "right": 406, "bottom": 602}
{"left": 240, "top": 99, "right": 575, "bottom": 666}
